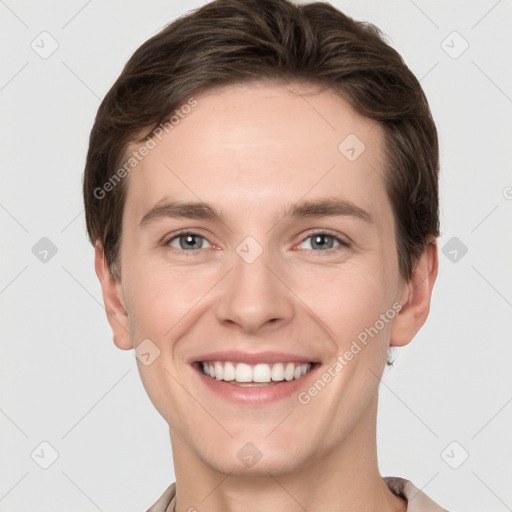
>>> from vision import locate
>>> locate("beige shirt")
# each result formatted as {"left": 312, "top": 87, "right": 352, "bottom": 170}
{"left": 146, "top": 477, "right": 450, "bottom": 511}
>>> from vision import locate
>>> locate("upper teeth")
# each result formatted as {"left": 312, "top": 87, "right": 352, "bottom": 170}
{"left": 201, "top": 361, "right": 312, "bottom": 383}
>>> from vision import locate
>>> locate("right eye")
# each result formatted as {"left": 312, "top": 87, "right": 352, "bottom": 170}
{"left": 164, "top": 231, "right": 213, "bottom": 254}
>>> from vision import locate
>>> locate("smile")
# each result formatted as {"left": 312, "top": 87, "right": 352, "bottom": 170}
{"left": 190, "top": 351, "right": 321, "bottom": 404}
{"left": 198, "top": 361, "right": 315, "bottom": 385}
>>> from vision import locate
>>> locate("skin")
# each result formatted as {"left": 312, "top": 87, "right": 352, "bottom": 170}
{"left": 95, "top": 80, "right": 438, "bottom": 512}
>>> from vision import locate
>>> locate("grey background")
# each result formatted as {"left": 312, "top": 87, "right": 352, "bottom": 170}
{"left": 1, "top": 1, "right": 511, "bottom": 511}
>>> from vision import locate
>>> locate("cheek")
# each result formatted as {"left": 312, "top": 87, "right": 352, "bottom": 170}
{"left": 124, "top": 260, "right": 213, "bottom": 340}
{"left": 122, "top": 264, "right": 208, "bottom": 417}
{"left": 291, "top": 259, "right": 395, "bottom": 352}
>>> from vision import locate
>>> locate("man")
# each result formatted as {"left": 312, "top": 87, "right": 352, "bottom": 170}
{"left": 83, "top": 0, "right": 447, "bottom": 510}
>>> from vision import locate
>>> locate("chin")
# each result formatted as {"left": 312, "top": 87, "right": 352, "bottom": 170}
{"left": 195, "top": 435, "right": 312, "bottom": 477}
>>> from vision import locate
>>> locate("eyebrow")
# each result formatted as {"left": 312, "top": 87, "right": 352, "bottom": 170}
{"left": 139, "top": 197, "right": 373, "bottom": 227}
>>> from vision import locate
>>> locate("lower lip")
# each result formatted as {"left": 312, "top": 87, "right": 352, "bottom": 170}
{"left": 192, "top": 364, "right": 319, "bottom": 405}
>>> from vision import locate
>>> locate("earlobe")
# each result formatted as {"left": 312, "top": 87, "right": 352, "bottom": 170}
{"left": 94, "top": 241, "right": 134, "bottom": 351}
{"left": 390, "top": 238, "right": 439, "bottom": 347}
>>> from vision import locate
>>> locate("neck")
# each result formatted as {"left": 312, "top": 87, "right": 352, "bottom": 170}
{"left": 169, "top": 395, "right": 406, "bottom": 512}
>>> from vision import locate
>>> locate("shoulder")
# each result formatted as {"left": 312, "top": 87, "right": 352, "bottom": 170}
{"left": 384, "top": 477, "right": 451, "bottom": 512}
{"left": 145, "top": 482, "right": 176, "bottom": 512}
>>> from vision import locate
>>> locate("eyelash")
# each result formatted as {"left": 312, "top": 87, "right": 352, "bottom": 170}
{"left": 162, "top": 229, "right": 350, "bottom": 256}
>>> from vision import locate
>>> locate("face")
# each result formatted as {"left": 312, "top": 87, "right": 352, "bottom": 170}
{"left": 98, "top": 80, "right": 434, "bottom": 477}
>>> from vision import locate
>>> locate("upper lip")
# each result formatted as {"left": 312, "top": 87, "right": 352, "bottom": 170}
{"left": 190, "top": 351, "right": 319, "bottom": 365}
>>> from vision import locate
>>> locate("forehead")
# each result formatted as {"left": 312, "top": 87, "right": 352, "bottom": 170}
{"left": 123, "top": 80, "right": 390, "bottom": 227}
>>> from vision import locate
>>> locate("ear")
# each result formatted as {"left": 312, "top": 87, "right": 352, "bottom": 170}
{"left": 94, "top": 240, "right": 133, "bottom": 350}
{"left": 390, "top": 238, "right": 439, "bottom": 347}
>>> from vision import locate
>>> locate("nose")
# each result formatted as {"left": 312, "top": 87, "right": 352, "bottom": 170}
{"left": 215, "top": 243, "right": 295, "bottom": 335}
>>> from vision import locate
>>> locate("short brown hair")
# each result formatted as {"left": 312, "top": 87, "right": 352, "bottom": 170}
{"left": 83, "top": 0, "right": 439, "bottom": 281}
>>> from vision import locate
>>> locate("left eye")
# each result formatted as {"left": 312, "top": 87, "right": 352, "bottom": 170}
{"left": 298, "top": 233, "right": 347, "bottom": 251}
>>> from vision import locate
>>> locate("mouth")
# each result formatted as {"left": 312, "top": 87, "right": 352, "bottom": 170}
{"left": 193, "top": 360, "right": 319, "bottom": 386}
{"left": 189, "top": 350, "right": 322, "bottom": 404}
